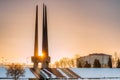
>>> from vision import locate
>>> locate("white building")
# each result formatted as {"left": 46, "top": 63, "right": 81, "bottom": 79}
{"left": 77, "top": 53, "right": 112, "bottom": 68}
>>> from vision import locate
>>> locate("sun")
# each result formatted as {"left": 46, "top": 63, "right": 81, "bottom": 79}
{"left": 40, "top": 53, "right": 43, "bottom": 56}
{"left": 39, "top": 52, "right": 43, "bottom": 56}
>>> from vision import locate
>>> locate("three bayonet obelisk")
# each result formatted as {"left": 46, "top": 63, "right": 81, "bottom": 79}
{"left": 31, "top": 4, "right": 50, "bottom": 71}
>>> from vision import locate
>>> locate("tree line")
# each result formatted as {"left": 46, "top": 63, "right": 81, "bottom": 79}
{"left": 51, "top": 54, "right": 80, "bottom": 68}
{"left": 77, "top": 57, "right": 112, "bottom": 68}
{"left": 51, "top": 54, "right": 120, "bottom": 68}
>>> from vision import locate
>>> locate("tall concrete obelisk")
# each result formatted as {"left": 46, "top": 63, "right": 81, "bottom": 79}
{"left": 32, "top": 5, "right": 39, "bottom": 70}
{"left": 42, "top": 4, "right": 50, "bottom": 68}
{"left": 31, "top": 4, "right": 50, "bottom": 70}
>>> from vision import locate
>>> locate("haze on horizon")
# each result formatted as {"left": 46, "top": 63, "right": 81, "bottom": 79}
{"left": 0, "top": 0, "right": 120, "bottom": 64}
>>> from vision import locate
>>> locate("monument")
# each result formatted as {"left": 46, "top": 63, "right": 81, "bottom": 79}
{"left": 31, "top": 4, "right": 50, "bottom": 71}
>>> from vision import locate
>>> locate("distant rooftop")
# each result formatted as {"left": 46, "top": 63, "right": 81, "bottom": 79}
{"left": 78, "top": 53, "right": 111, "bottom": 59}
{"left": 89, "top": 53, "right": 111, "bottom": 56}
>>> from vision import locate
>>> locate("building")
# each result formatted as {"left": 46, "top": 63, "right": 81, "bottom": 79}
{"left": 77, "top": 53, "right": 112, "bottom": 68}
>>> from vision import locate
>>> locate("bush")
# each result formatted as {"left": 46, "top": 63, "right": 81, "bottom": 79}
{"left": 6, "top": 63, "right": 25, "bottom": 80}
{"left": 84, "top": 61, "right": 91, "bottom": 68}
{"left": 116, "top": 59, "right": 120, "bottom": 68}
{"left": 93, "top": 59, "right": 101, "bottom": 68}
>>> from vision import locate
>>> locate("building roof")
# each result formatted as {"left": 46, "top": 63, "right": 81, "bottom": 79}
{"left": 89, "top": 53, "right": 111, "bottom": 56}
{"left": 78, "top": 53, "right": 112, "bottom": 60}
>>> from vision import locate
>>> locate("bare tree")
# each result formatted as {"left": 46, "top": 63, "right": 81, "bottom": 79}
{"left": 53, "top": 54, "right": 80, "bottom": 68}
{"left": 74, "top": 54, "right": 80, "bottom": 67}
{"left": 77, "top": 62, "right": 82, "bottom": 68}
{"left": 69, "top": 58, "right": 75, "bottom": 68}
{"left": 53, "top": 57, "right": 76, "bottom": 68}
{"left": 108, "top": 57, "right": 112, "bottom": 68}
{"left": 114, "top": 52, "right": 118, "bottom": 67}
{"left": 59, "top": 57, "right": 68, "bottom": 68}
{"left": 116, "top": 59, "right": 120, "bottom": 68}
{"left": 54, "top": 61, "right": 60, "bottom": 68}
{"left": 6, "top": 63, "right": 25, "bottom": 80}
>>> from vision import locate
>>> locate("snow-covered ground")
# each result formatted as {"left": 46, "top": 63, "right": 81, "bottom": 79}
{"left": 78, "top": 79, "right": 120, "bottom": 80}
{"left": 0, "top": 67, "right": 36, "bottom": 79}
{"left": 0, "top": 67, "right": 7, "bottom": 78}
{"left": 70, "top": 68, "right": 120, "bottom": 79}
{"left": 1, "top": 67, "right": 120, "bottom": 80}
{"left": 39, "top": 68, "right": 120, "bottom": 79}
{"left": 57, "top": 68, "right": 69, "bottom": 78}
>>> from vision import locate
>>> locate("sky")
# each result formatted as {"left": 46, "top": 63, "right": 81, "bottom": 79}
{"left": 0, "top": 0, "right": 120, "bottom": 64}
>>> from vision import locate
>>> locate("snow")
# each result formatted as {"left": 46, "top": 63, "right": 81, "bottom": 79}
{"left": 0, "top": 67, "right": 7, "bottom": 78}
{"left": 1, "top": 67, "right": 120, "bottom": 80}
{"left": 0, "top": 79, "right": 29, "bottom": 80}
{"left": 40, "top": 70, "right": 49, "bottom": 78}
{"left": 78, "top": 79, "right": 120, "bottom": 80}
{"left": 20, "top": 68, "right": 36, "bottom": 78}
{"left": 44, "top": 69, "right": 56, "bottom": 78}
{"left": 57, "top": 68, "right": 69, "bottom": 78}
{"left": 0, "top": 67, "right": 36, "bottom": 78}
{"left": 70, "top": 68, "right": 120, "bottom": 79}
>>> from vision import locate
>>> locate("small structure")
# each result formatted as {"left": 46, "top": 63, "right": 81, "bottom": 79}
{"left": 77, "top": 53, "right": 112, "bottom": 68}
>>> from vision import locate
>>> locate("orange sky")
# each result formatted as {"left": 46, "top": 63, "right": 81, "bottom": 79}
{"left": 0, "top": 0, "right": 120, "bottom": 64}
